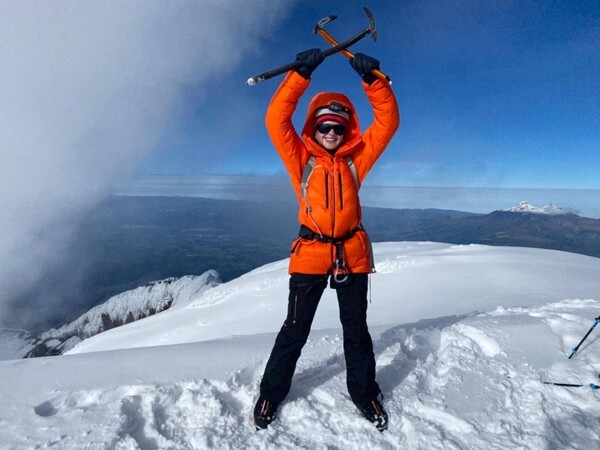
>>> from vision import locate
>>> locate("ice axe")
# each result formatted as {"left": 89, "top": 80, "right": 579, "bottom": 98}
{"left": 315, "top": 7, "right": 391, "bottom": 85}
{"left": 246, "top": 9, "right": 377, "bottom": 86}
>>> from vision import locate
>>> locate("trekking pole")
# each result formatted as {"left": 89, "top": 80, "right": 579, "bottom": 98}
{"left": 246, "top": 11, "right": 376, "bottom": 86}
{"left": 568, "top": 315, "right": 600, "bottom": 359}
{"left": 542, "top": 381, "right": 600, "bottom": 389}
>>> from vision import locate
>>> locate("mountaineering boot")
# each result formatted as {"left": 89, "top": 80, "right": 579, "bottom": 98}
{"left": 356, "top": 398, "right": 388, "bottom": 432}
{"left": 254, "top": 397, "right": 279, "bottom": 430}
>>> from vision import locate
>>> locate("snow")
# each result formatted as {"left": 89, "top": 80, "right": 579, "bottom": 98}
{"left": 506, "top": 200, "right": 574, "bottom": 215}
{"left": 1, "top": 242, "right": 600, "bottom": 449}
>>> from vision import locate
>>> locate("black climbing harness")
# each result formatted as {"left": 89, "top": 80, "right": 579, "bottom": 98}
{"left": 292, "top": 224, "right": 363, "bottom": 283}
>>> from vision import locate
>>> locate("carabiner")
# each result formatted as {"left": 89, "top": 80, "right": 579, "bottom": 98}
{"left": 333, "top": 261, "right": 349, "bottom": 284}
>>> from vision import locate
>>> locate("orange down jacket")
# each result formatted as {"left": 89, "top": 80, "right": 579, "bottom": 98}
{"left": 266, "top": 71, "right": 400, "bottom": 275}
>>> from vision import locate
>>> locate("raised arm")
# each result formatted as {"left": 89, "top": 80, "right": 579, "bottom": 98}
{"left": 349, "top": 53, "right": 400, "bottom": 179}
{"left": 265, "top": 49, "right": 324, "bottom": 189}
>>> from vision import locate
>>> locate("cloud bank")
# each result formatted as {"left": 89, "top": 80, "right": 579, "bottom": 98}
{"left": 0, "top": 1, "right": 292, "bottom": 329}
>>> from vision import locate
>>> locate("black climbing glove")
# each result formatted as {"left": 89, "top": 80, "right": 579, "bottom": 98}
{"left": 295, "top": 48, "right": 325, "bottom": 79}
{"left": 350, "top": 53, "right": 380, "bottom": 85}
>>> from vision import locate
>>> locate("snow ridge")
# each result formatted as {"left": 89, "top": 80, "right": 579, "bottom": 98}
{"left": 26, "top": 270, "right": 220, "bottom": 357}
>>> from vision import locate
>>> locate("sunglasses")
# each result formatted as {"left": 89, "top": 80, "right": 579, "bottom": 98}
{"left": 316, "top": 123, "right": 346, "bottom": 136}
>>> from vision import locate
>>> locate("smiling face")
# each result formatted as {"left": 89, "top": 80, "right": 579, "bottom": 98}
{"left": 314, "top": 121, "right": 345, "bottom": 152}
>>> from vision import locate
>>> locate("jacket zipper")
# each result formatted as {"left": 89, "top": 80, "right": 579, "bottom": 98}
{"left": 338, "top": 172, "right": 344, "bottom": 210}
{"left": 325, "top": 171, "right": 329, "bottom": 209}
{"left": 331, "top": 160, "right": 336, "bottom": 241}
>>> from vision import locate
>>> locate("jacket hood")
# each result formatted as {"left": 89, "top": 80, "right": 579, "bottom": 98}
{"left": 301, "top": 91, "right": 362, "bottom": 157}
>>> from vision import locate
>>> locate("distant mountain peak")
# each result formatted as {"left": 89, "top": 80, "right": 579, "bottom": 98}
{"left": 505, "top": 201, "right": 574, "bottom": 215}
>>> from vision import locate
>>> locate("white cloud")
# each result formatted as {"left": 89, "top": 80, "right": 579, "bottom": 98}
{"left": 0, "top": 1, "right": 294, "bottom": 328}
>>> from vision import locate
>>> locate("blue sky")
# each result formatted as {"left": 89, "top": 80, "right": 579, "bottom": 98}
{"left": 135, "top": 0, "right": 600, "bottom": 191}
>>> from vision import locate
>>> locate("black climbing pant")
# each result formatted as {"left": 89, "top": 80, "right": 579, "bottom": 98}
{"left": 259, "top": 273, "right": 380, "bottom": 405}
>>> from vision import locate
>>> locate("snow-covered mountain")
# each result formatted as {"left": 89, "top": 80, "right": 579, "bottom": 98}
{"left": 506, "top": 200, "right": 574, "bottom": 215}
{"left": 22, "top": 271, "right": 220, "bottom": 358}
{"left": 1, "top": 242, "right": 600, "bottom": 448}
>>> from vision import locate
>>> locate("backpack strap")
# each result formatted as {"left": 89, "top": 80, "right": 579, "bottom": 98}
{"left": 300, "top": 156, "right": 316, "bottom": 201}
{"left": 344, "top": 156, "right": 360, "bottom": 189}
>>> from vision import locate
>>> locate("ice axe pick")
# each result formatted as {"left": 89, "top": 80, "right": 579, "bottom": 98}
{"left": 246, "top": 9, "right": 378, "bottom": 86}
{"left": 315, "top": 7, "right": 391, "bottom": 85}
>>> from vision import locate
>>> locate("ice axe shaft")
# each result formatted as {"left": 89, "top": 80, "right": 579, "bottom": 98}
{"left": 315, "top": 7, "right": 391, "bottom": 85}
{"left": 317, "top": 27, "right": 391, "bottom": 85}
{"left": 246, "top": 24, "right": 373, "bottom": 86}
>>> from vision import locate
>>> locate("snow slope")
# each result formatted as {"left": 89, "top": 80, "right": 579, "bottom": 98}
{"left": 69, "top": 242, "right": 600, "bottom": 354}
{"left": 1, "top": 242, "right": 600, "bottom": 449}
